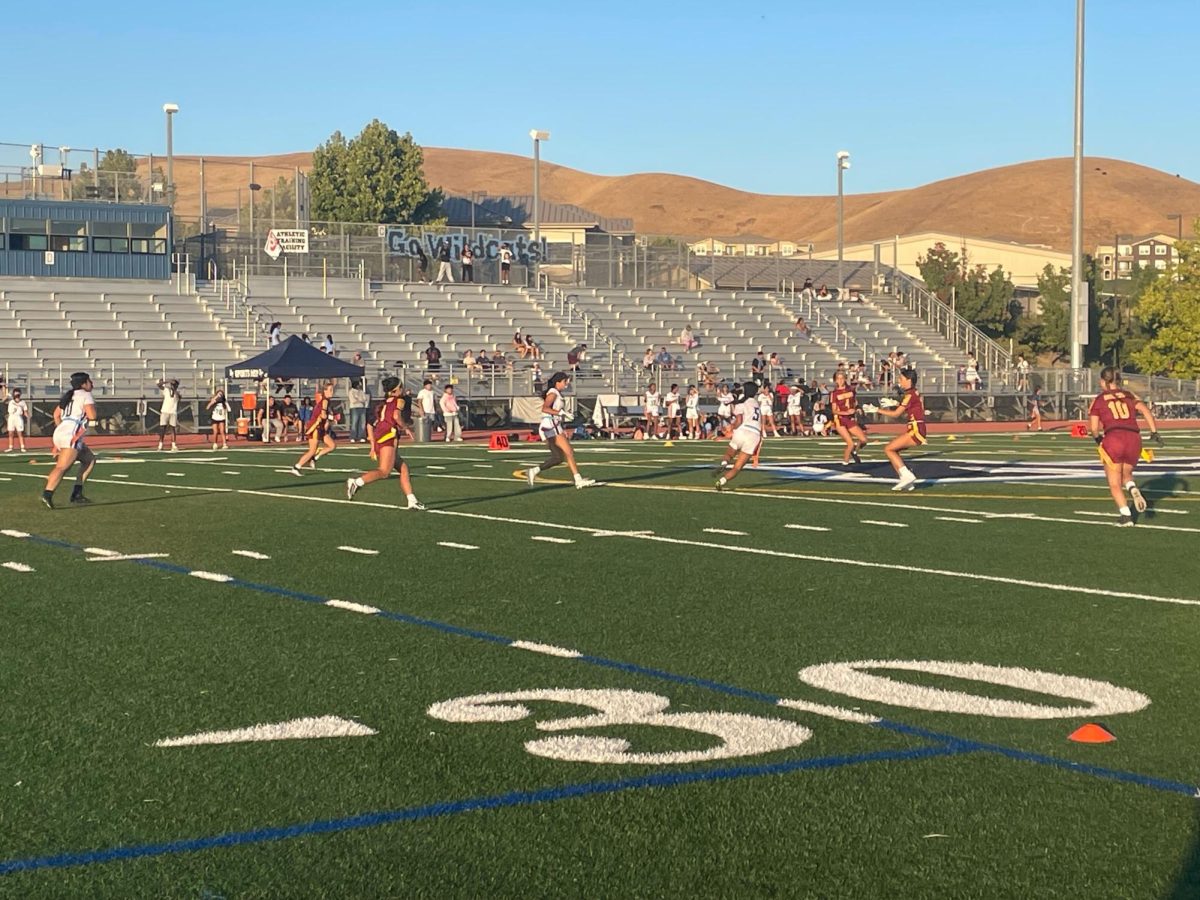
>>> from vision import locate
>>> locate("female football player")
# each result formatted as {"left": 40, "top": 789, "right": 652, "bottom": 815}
{"left": 291, "top": 381, "right": 336, "bottom": 476}
{"left": 346, "top": 377, "right": 424, "bottom": 509}
{"left": 42, "top": 372, "right": 97, "bottom": 508}
{"left": 864, "top": 366, "right": 925, "bottom": 491}
{"left": 715, "top": 382, "right": 764, "bottom": 490}
{"left": 524, "top": 372, "right": 596, "bottom": 489}
{"left": 1089, "top": 366, "right": 1163, "bottom": 526}
{"left": 830, "top": 370, "right": 869, "bottom": 465}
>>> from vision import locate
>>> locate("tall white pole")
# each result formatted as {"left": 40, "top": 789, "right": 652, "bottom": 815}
{"left": 1070, "top": 0, "right": 1086, "bottom": 370}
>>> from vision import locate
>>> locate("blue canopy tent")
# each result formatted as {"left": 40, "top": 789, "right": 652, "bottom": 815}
{"left": 225, "top": 336, "right": 364, "bottom": 381}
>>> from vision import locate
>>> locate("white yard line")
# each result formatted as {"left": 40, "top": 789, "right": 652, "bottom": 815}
{"left": 935, "top": 516, "right": 983, "bottom": 524}
{"left": 511, "top": 640, "right": 582, "bottom": 658}
{"left": 326, "top": 599, "right": 380, "bottom": 615}
{"left": 337, "top": 546, "right": 379, "bottom": 556}
{"left": 703, "top": 528, "right": 748, "bottom": 536}
{"left": 2, "top": 562, "right": 34, "bottom": 573}
{"left": 189, "top": 571, "right": 233, "bottom": 582}
{"left": 531, "top": 536, "right": 575, "bottom": 544}
{"left": 861, "top": 520, "right": 909, "bottom": 528}
{"left": 232, "top": 550, "right": 271, "bottom": 560}
{"left": 87, "top": 553, "right": 170, "bottom": 563}
{"left": 437, "top": 541, "right": 479, "bottom": 550}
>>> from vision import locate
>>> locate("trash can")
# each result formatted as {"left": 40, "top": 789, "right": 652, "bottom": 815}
{"left": 414, "top": 416, "right": 430, "bottom": 443}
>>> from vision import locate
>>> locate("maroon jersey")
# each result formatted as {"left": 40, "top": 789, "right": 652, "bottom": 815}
{"left": 372, "top": 398, "right": 401, "bottom": 448}
{"left": 306, "top": 393, "right": 329, "bottom": 436}
{"left": 1089, "top": 389, "right": 1140, "bottom": 433}
{"left": 898, "top": 388, "right": 928, "bottom": 442}
{"left": 830, "top": 386, "right": 857, "bottom": 418}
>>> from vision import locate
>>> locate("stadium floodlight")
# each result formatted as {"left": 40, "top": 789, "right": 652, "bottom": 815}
{"left": 836, "top": 151, "right": 851, "bottom": 295}
{"left": 530, "top": 130, "right": 551, "bottom": 250}
{"left": 163, "top": 103, "right": 179, "bottom": 208}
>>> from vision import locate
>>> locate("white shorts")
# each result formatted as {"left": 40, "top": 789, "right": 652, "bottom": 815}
{"left": 718, "top": 405, "right": 731, "bottom": 418}
{"left": 6, "top": 416, "right": 23, "bottom": 433}
{"left": 645, "top": 407, "right": 659, "bottom": 418}
{"left": 540, "top": 418, "right": 563, "bottom": 441}
{"left": 685, "top": 409, "right": 699, "bottom": 420}
{"left": 728, "top": 429, "right": 761, "bottom": 456}
{"left": 52, "top": 420, "right": 85, "bottom": 452}
{"left": 160, "top": 412, "right": 178, "bottom": 427}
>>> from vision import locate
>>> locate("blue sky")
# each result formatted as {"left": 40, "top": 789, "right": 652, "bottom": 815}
{"left": 7, "top": 0, "right": 1196, "bottom": 195}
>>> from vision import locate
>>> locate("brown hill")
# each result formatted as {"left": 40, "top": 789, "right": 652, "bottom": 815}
{"left": 162, "top": 149, "right": 1200, "bottom": 252}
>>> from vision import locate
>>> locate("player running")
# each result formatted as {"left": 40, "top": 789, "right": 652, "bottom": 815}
{"left": 524, "top": 372, "right": 597, "bottom": 489}
{"left": 42, "top": 372, "right": 97, "bottom": 509}
{"left": 291, "top": 381, "right": 336, "bottom": 476}
{"left": 830, "top": 370, "right": 869, "bottom": 465}
{"left": 863, "top": 366, "right": 925, "bottom": 491}
{"left": 715, "top": 382, "right": 763, "bottom": 491}
{"left": 1088, "top": 366, "right": 1163, "bottom": 526}
{"left": 346, "top": 377, "right": 424, "bottom": 509}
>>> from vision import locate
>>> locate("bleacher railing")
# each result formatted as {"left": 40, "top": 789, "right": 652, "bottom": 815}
{"left": 771, "top": 289, "right": 886, "bottom": 375}
{"left": 892, "top": 271, "right": 1013, "bottom": 377}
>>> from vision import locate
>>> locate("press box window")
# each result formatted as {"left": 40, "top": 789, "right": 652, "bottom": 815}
{"left": 130, "top": 238, "right": 167, "bottom": 254}
{"left": 50, "top": 222, "right": 87, "bottom": 252}
{"left": 130, "top": 221, "right": 168, "bottom": 254}
{"left": 9, "top": 218, "right": 48, "bottom": 251}
{"left": 93, "top": 237, "right": 130, "bottom": 253}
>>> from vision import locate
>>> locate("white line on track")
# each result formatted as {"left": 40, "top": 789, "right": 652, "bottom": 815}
{"left": 437, "top": 541, "right": 479, "bottom": 550}
{"left": 703, "top": 528, "right": 748, "bottom": 536}
{"left": 2, "top": 562, "right": 34, "bottom": 573}
{"left": 337, "top": 546, "right": 379, "bottom": 556}
{"left": 785, "top": 524, "right": 831, "bottom": 532}
{"left": 861, "top": 520, "right": 909, "bottom": 528}
{"left": 232, "top": 550, "right": 271, "bottom": 560}
{"left": 531, "top": 536, "right": 575, "bottom": 544}
{"left": 935, "top": 516, "right": 983, "bottom": 524}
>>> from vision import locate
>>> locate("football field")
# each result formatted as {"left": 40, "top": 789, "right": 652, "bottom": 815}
{"left": 3, "top": 429, "right": 1200, "bottom": 898}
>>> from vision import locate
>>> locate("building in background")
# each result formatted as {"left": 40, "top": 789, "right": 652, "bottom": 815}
{"left": 1093, "top": 233, "right": 1178, "bottom": 280}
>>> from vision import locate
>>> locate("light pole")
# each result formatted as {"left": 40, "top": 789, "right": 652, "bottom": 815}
{"left": 836, "top": 150, "right": 850, "bottom": 296}
{"left": 530, "top": 130, "right": 550, "bottom": 248}
{"left": 162, "top": 103, "right": 179, "bottom": 208}
{"left": 1167, "top": 213, "right": 1183, "bottom": 241}
{"left": 1069, "top": 0, "right": 1085, "bottom": 371}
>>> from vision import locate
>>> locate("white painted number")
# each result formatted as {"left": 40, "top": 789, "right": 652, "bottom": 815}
{"left": 796, "top": 659, "right": 1150, "bottom": 720}
{"left": 428, "top": 688, "right": 812, "bottom": 764}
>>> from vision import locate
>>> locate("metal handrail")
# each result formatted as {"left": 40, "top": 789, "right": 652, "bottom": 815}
{"left": 892, "top": 271, "right": 1013, "bottom": 374}
{"left": 773, "top": 290, "right": 886, "bottom": 375}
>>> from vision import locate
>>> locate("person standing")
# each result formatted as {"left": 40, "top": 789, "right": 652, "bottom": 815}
{"left": 346, "top": 377, "right": 424, "bottom": 509}
{"left": 499, "top": 243, "right": 513, "bottom": 285}
{"left": 347, "top": 378, "right": 369, "bottom": 443}
{"left": 460, "top": 244, "right": 475, "bottom": 283}
{"left": 1016, "top": 354, "right": 1031, "bottom": 392}
{"left": 416, "top": 379, "right": 437, "bottom": 439}
{"left": 424, "top": 340, "right": 443, "bottom": 373}
{"left": 6, "top": 387, "right": 28, "bottom": 452}
{"left": 715, "top": 382, "right": 764, "bottom": 491}
{"left": 685, "top": 385, "right": 701, "bottom": 440}
{"left": 291, "top": 382, "right": 336, "bottom": 476}
{"left": 435, "top": 239, "right": 455, "bottom": 283}
{"left": 664, "top": 384, "right": 681, "bottom": 440}
{"left": 206, "top": 389, "right": 231, "bottom": 450}
{"left": 440, "top": 384, "right": 463, "bottom": 442}
{"left": 156, "top": 379, "right": 180, "bottom": 451}
{"left": 42, "top": 372, "right": 97, "bottom": 508}
{"left": 414, "top": 244, "right": 429, "bottom": 283}
{"left": 1027, "top": 386, "right": 1044, "bottom": 432}
{"left": 1088, "top": 367, "right": 1163, "bottom": 526}
{"left": 863, "top": 366, "right": 925, "bottom": 492}
{"left": 643, "top": 383, "right": 661, "bottom": 440}
{"left": 829, "top": 370, "right": 868, "bottom": 465}
{"left": 523, "top": 372, "right": 597, "bottom": 490}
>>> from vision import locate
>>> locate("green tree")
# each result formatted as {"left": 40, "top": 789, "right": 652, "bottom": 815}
{"left": 915, "top": 242, "right": 960, "bottom": 301}
{"left": 239, "top": 175, "right": 298, "bottom": 229}
{"left": 916, "top": 242, "right": 1017, "bottom": 338}
{"left": 1130, "top": 231, "right": 1200, "bottom": 377}
{"left": 309, "top": 120, "right": 443, "bottom": 225}
{"left": 1033, "top": 264, "right": 1070, "bottom": 358}
{"left": 71, "top": 149, "right": 159, "bottom": 202}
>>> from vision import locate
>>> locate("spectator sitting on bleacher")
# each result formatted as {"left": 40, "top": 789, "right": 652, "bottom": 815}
{"left": 513, "top": 331, "right": 527, "bottom": 358}
{"left": 768, "top": 352, "right": 785, "bottom": 380}
{"left": 697, "top": 360, "right": 718, "bottom": 392}
{"left": 491, "top": 349, "right": 512, "bottom": 373}
{"left": 795, "top": 316, "right": 811, "bottom": 339}
{"left": 799, "top": 278, "right": 815, "bottom": 302}
{"left": 268, "top": 322, "right": 282, "bottom": 346}
{"left": 679, "top": 324, "right": 698, "bottom": 351}
{"left": 655, "top": 346, "right": 675, "bottom": 370}
{"left": 815, "top": 284, "right": 833, "bottom": 301}
{"left": 525, "top": 334, "right": 542, "bottom": 359}
{"left": 322, "top": 334, "right": 336, "bottom": 355}
{"left": 642, "top": 347, "right": 655, "bottom": 370}
{"left": 462, "top": 349, "right": 480, "bottom": 375}
{"left": 284, "top": 396, "right": 302, "bottom": 442}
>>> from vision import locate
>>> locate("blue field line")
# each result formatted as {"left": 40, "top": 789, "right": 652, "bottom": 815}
{"left": 14, "top": 531, "right": 1200, "bottom": 802}
{"left": 0, "top": 743, "right": 965, "bottom": 877}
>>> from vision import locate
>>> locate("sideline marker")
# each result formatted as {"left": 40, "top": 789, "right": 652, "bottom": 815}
{"left": 1068, "top": 723, "right": 1116, "bottom": 743}
{"left": 1070, "top": 423, "right": 1089, "bottom": 438}
{"left": 489, "top": 433, "right": 510, "bottom": 450}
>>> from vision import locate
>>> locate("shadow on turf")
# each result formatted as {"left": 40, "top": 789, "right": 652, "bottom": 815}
{"left": 1167, "top": 821, "right": 1200, "bottom": 900}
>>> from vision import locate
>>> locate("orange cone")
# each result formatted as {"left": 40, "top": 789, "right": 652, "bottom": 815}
{"left": 1068, "top": 723, "right": 1116, "bottom": 743}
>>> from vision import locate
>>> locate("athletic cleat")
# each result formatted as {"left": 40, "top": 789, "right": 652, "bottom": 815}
{"left": 290, "top": 466, "right": 303, "bottom": 477}
{"left": 892, "top": 471, "right": 917, "bottom": 492}
{"left": 156, "top": 442, "right": 163, "bottom": 451}
{"left": 1116, "top": 514, "right": 1135, "bottom": 527}
{"left": 346, "top": 478, "right": 358, "bottom": 500}
{"left": 851, "top": 449, "right": 862, "bottom": 465}
{"left": 575, "top": 477, "right": 597, "bottom": 489}
{"left": 715, "top": 478, "right": 727, "bottom": 491}
{"left": 525, "top": 468, "right": 537, "bottom": 487}
{"left": 70, "top": 494, "right": 92, "bottom": 505}
{"left": 41, "top": 493, "right": 54, "bottom": 509}
{"left": 1129, "top": 486, "right": 1147, "bottom": 514}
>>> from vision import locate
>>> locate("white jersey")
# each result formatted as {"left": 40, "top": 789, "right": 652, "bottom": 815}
{"left": 540, "top": 387, "right": 565, "bottom": 440}
{"left": 210, "top": 400, "right": 228, "bottom": 422}
{"left": 161, "top": 387, "right": 179, "bottom": 415}
{"left": 716, "top": 391, "right": 734, "bottom": 417}
{"left": 758, "top": 395, "right": 773, "bottom": 417}
{"left": 734, "top": 399, "right": 762, "bottom": 435}
{"left": 644, "top": 391, "right": 660, "bottom": 416}
{"left": 685, "top": 393, "right": 700, "bottom": 418}
{"left": 786, "top": 392, "right": 803, "bottom": 413}
{"left": 664, "top": 391, "right": 680, "bottom": 416}
{"left": 7, "top": 398, "right": 27, "bottom": 431}
{"left": 53, "top": 389, "right": 94, "bottom": 450}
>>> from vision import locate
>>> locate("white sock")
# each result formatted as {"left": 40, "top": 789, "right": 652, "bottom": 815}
{"left": 1119, "top": 506, "right": 1131, "bottom": 516}
{"left": 574, "top": 472, "right": 586, "bottom": 483}
{"left": 407, "top": 493, "right": 418, "bottom": 504}
{"left": 899, "top": 466, "right": 914, "bottom": 479}
{"left": 1124, "top": 481, "right": 1137, "bottom": 491}
{"left": 354, "top": 477, "right": 365, "bottom": 487}
{"left": 718, "top": 476, "right": 727, "bottom": 486}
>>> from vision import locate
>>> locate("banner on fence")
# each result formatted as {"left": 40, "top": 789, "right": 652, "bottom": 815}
{"left": 264, "top": 229, "right": 310, "bottom": 260}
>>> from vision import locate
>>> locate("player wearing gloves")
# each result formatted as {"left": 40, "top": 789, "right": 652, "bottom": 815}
{"left": 346, "top": 377, "right": 424, "bottom": 509}
{"left": 1088, "top": 366, "right": 1163, "bottom": 526}
{"left": 524, "top": 372, "right": 596, "bottom": 489}
{"left": 861, "top": 367, "right": 925, "bottom": 491}
{"left": 715, "top": 382, "right": 764, "bottom": 491}
{"left": 830, "top": 370, "right": 869, "bottom": 465}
